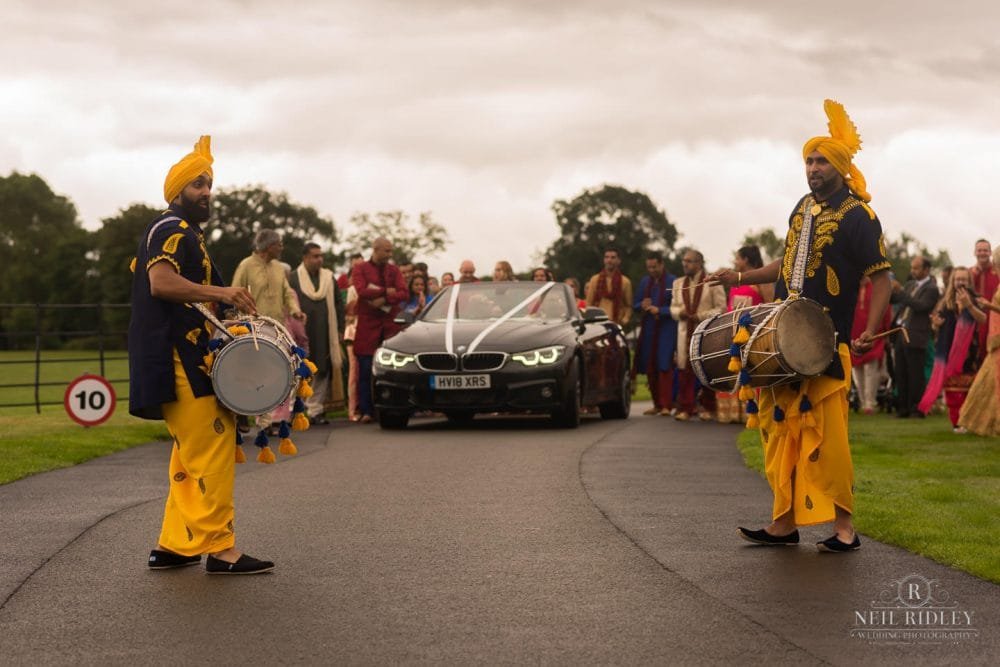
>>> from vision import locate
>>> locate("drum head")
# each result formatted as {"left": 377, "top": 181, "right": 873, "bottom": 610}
{"left": 776, "top": 299, "right": 836, "bottom": 376}
{"left": 212, "top": 338, "right": 294, "bottom": 415}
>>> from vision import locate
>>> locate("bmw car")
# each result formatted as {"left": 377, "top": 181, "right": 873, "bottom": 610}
{"left": 372, "top": 281, "right": 631, "bottom": 429}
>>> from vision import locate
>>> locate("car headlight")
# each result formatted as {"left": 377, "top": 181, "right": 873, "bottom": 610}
{"left": 510, "top": 345, "right": 565, "bottom": 367}
{"left": 375, "top": 347, "right": 416, "bottom": 369}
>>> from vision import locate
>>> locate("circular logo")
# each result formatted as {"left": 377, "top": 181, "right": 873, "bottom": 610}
{"left": 173, "top": 472, "right": 187, "bottom": 482}
{"left": 64, "top": 374, "right": 116, "bottom": 427}
{"left": 213, "top": 418, "right": 224, "bottom": 434}
{"left": 896, "top": 574, "right": 935, "bottom": 608}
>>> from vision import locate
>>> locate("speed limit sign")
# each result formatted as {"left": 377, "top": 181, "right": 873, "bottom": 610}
{"left": 64, "top": 374, "right": 117, "bottom": 427}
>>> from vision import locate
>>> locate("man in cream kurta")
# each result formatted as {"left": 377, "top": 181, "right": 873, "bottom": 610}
{"left": 670, "top": 249, "right": 726, "bottom": 420}
{"left": 230, "top": 229, "right": 304, "bottom": 430}
{"left": 231, "top": 229, "right": 303, "bottom": 323}
{"left": 288, "top": 242, "right": 345, "bottom": 422}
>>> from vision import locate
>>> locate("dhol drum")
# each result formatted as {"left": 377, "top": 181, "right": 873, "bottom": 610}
{"left": 210, "top": 315, "right": 301, "bottom": 415}
{"left": 689, "top": 297, "right": 836, "bottom": 393}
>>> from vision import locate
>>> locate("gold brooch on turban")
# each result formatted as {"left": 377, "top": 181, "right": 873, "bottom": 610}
{"left": 163, "top": 135, "right": 213, "bottom": 204}
{"left": 802, "top": 100, "right": 870, "bottom": 203}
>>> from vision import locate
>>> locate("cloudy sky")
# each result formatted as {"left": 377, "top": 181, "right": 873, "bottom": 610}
{"left": 3, "top": 0, "right": 998, "bottom": 277}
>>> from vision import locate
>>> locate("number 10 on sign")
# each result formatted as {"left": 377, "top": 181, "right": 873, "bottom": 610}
{"left": 64, "top": 374, "right": 117, "bottom": 427}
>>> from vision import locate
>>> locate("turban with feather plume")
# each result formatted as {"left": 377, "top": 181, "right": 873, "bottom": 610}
{"left": 802, "top": 100, "right": 870, "bottom": 202}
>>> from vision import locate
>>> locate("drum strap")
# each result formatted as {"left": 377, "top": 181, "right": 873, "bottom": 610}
{"left": 788, "top": 197, "right": 816, "bottom": 295}
{"left": 192, "top": 302, "right": 235, "bottom": 340}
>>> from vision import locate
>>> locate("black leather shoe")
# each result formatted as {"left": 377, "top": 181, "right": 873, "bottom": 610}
{"left": 817, "top": 533, "right": 862, "bottom": 552}
{"left": 737, "top": 527, "right": 800, "bottom": 545}
{"left": 148, "top": 549, "right": 201, "bottom": 569}
{"left": 206, "top": 554, "right": 275, "bottom": 575}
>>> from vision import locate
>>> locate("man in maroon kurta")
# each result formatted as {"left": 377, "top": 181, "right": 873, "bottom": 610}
{"left": 972, "top": 239, "right": 999, "bottom": 363}
{"left": 351, "top": 237, "right": 408, "bottom": 422}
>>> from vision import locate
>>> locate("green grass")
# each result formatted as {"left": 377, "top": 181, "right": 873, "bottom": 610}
{"left": 736, "top": 412, "right": 1000, "bottom": 584}
{"left": 0, "top": 350, "right": 167, "bottom": 484}
{"left": 0, "top": 405, "right": 168, "bottom": 485}
{"left": 632, "top": 374, "right": 652, "bottom": 403}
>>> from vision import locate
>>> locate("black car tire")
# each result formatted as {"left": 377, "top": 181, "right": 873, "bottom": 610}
{"left": 599, "top": 366, "right": 631, "bottom": 420}
{"left": 552, "top": 359, "right": 581, "bottom": 429}
{"left": 444, "top": 410, "right": 476, "bottom": 425}
{"left": 378, "top": 411, "right": 410, "bottom": 430}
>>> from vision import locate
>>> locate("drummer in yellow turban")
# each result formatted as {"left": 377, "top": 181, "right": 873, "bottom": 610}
{"left": 709, "top": 100, "right": 892, "bottom": 552}
{"left": 129, "top": 136, "right": 276, "bottom": 574}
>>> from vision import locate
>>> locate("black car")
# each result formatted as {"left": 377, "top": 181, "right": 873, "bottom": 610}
{"left": 372, "top": 281, "right": 631, "bottom": 429}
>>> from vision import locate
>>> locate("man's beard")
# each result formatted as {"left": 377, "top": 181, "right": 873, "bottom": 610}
{"left": 179, "top": 193, "right": 211, "bottom": 223}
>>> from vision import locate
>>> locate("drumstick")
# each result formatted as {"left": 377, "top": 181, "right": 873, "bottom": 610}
{"left": 244, "top": 286, "right": 260, "bottom": 351}
{"left": 676, "top": 280, "right": 718, "bottom": 291}
{"left": 871, "top": 326, "right": 909, "bottom": 344}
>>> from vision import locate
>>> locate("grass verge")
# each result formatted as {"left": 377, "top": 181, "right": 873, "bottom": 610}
{"left": 0, "top": 406, "right": 168, "bottom": 485}
{"left": 736, "top": 412, "right": 1000, "bottom": 584}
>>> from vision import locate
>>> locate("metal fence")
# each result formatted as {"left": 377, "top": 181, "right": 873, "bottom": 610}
{"left": 0, "top": 303, "right": 130, "bottom": 412}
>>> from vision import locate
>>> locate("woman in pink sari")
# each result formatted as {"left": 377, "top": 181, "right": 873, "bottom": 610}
{"left": 918, "top": 267, "right": 986, "bottom": 430}
{"left": 958, "top": 248, "right": 1000, "bottom": 435}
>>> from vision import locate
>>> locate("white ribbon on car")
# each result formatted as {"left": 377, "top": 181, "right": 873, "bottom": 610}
{"left": 465, "top": 282, "right": 555, "bottom": 355}
{"left": 444, "top": 283, "right": 462, "bottom": 355}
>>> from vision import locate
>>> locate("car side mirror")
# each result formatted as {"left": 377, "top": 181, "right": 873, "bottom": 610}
{"left": 581, "top": 307, "right": 609, "bottom": 323}
{"left": 394, "top": 311, "right": 415, "bottom": 325}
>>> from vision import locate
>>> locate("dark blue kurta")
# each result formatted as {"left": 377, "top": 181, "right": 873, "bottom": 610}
{"left": 633, "top": 272, "right": 678, "bottom": 373}
{"left": 128, "top": 204, "right": 225, "bottom": 419}
{"left": 774, "top": 186, "right": 891, "bottom": 378}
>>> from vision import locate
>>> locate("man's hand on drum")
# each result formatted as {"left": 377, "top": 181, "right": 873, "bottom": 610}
{"left": 219, "top": 286, "right": 256, "bottom": 315}
{"left": 706, "top": 269, "right": 738, "bottom": 287}
{"left": 851, "top": 330, "right": 875, "bottom": 355}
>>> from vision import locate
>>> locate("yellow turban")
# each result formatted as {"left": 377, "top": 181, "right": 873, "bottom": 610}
{"left": 802, "top": 100, "right": 871, "bottom": 202}
{"left": 163, "top": 135, "right": 213, "bottom": 204}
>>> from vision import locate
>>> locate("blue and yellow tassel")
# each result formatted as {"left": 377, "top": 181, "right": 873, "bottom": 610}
{"left": 745, "top": 398, "right": 759, "bottom": 428}
{"left": 727, "top": 343, "right": 742, "bottom": 373}
{"left": 235, "top": 429, "right": 246, "bottom": 463}
{"left": 277, "top": 421, "right": 298, "bottom": 455}
{"left": 254, "top": 429, "right": 276, "bottom": 464}
{"left": 733, "top": 312, "right": 753, "bottom": 345}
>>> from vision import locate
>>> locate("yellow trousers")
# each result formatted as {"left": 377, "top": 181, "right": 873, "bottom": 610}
{"left": 158, "top": 351, "right": 237, "bottom": 556}
{"left": 757, "top": 345, "right": 854, "bottom": 525}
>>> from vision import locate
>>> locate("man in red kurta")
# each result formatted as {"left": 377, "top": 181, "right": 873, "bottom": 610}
{"left": 351, "top": 237, "right": 408, "bottom": 423}
{"left": 972, "top": 239, "right": 999, "bottom": 363}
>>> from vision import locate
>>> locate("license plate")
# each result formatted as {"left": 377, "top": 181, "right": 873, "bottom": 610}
{"left": 431, "top": 374, "right": 491, "bottom": 390}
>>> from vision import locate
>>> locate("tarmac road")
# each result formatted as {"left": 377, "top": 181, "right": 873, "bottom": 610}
{"left": 0, "top": 405, "right": 996, "bottom": 665}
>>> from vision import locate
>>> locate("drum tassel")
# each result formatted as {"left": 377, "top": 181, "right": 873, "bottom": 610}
{"left": 235, "top": 429, "right": 247, "bottom": 464}
{"left": 278, "top": 420, "right": 298, "bottom": 455}
{"left": 745, "top": 398, "right": 759, "bottom": 428}
{"left": 254, "top": 430, "right": 276, "bottom": 464}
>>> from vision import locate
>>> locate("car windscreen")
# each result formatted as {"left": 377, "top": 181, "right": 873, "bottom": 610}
{"left": 422, "top": 282, "right": 572, "bottom": 322}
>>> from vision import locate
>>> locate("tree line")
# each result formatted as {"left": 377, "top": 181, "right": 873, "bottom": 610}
{"left": 0, "top": 171, "right": 949, "bottom": 349}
